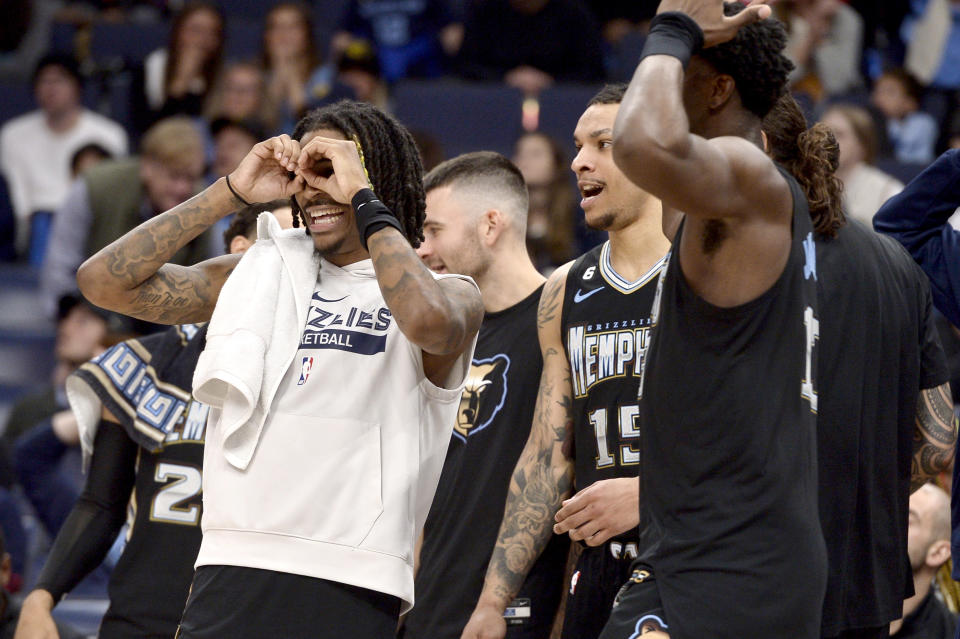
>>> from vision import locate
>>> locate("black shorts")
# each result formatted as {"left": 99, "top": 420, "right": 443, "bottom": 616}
{"left": 176, "top": 565, "right": 401, "bottom": 639}
{"left": 561, "top": 542, "right": 638, "bottom": 639}
{"left": 597, "top": 566, "right": 670, "bottom": 639}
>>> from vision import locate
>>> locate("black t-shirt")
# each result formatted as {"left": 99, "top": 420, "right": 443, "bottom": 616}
{"left": 637, "top": 171, "right": 826, "bottom": 638}
{"left": 816, "top": 220, "right": 949, "bottom": 635}
{"left": 69, "top": 324, "right": 208, "bottom": 637}
{"left": 407, "top": 287, "right": 569, "bottom": 639}
{"left": 892, "top": 591, "right": 958, "bottom": 639}
{"left": 560, "top": 242, "right": 665, "bottom": 547}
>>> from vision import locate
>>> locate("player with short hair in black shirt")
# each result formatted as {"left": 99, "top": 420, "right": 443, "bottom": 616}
{"left": 461, "top": 84, "right": 671, "bottom": 639}
{"left": 599, "top": 2, "right": 827, "bottom": 638}
{"left": 763, "top": 94, "right": 955, "bottom": 639}
{"left": 13, "top": 201, "right": 292, "bottom": 639}
{"left": 403, "top": 151, "right": 568, "bottom": 638}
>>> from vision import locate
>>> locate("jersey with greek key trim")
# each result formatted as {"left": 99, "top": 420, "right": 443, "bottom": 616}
{"left": 72, "top": 324, "right": 207, "bottom": 637}
{"left": 559, "top": 241, "right": 666, "bottom": 533}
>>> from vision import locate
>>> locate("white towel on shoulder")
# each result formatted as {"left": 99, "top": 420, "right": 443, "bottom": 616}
{"left": 193, "top": 212, "right": 320, "bottom": 470}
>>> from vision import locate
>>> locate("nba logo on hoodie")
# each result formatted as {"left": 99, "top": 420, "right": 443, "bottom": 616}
{"left": 298, "top": 357, "right": 314, "bottom": 385}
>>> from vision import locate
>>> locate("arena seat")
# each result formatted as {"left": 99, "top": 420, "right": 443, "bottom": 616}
{"left": 89, "top": 20, "right": 168, "bottom": 67}
{"left": 537, "top": 84, "right": 600, "bottom": 153}
{"left": 392, "top": 81, "right": 523, "bottom": 158}
{"left": 224, "top": 18, "right": 262, "bottom": 62}
{"left": 875, "top": 158, "right": 930, "bottom": 184}
{"left": 0, "top": 82, "right": 36, "bottom": 124}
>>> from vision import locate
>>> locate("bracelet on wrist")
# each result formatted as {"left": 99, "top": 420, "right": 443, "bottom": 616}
{"left": 225, "top": 174, "right": 250, "bottom": 206}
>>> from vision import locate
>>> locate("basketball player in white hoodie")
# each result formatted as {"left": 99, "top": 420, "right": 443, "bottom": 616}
{"left": 76, "top": 100, "right": 483, "bottom": 639}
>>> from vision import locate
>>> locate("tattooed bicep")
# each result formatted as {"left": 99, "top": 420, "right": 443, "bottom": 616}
{"left": 121, "top": 255, "right": 239, "bottom": 324}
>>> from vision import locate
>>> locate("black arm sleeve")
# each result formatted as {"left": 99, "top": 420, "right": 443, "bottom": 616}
{"left": 32, "top": 420, "right": 138, "bottom": 602}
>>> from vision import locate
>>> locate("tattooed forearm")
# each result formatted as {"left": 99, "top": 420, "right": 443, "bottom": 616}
{"left": 367, "top": 227, "right": 482, "bottom": 355}
{"left": 911, "top": 382, "right": 957, "bottom": 492}
{"left": 78, "top": 178, "right": 242, "bottom": 321}
{"left": 482, "top": 344, "right": 575, "bottom": 608}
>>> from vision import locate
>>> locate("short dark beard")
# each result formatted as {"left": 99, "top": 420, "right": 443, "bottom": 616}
{"left": 586, "top": 212, "right": 616, "bottom": 231}
{"left": 314, "top": 233, "right": 349, "bottom": 258}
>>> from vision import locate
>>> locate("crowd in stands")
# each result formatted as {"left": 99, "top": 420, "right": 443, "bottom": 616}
{"left": 0, "top": 0, "right": 960, "bottom": 635}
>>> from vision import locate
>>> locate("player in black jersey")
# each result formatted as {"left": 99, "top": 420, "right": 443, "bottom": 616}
{"left": 461, "top": 85, "right": 670, "bottom": 639}
{"left": 404, "top": 152, "right": 568, "bottom": 639}
{"left": 763, "top": 95, "right": 955, "bottom": 639}
{"left": 600, "top": 2, "right": 825, "bottom": 638}
{"left": 14, "top": 201, "right": 292, "bottom": 639}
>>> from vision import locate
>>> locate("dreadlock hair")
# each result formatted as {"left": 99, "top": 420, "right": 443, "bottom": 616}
{"left": 699, "top": 3, "right": 795, "bottom": 120}
{"left": 222, "top": 199, "right": 291, "bottom": 253}
{"left": 587, "top": 83, "right": 628, "bottom": 107}
{"left": 292, "top": 100, "right": 426, "bottom": 247}
{"left": 762, "top": 94, "right": 845, "bottom": 238}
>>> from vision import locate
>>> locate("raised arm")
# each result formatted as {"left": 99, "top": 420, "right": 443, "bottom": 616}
{"left": 612, "top": 1, "right": 786, "bottom": 220}
{"left": 77, "top": 136, "right": 306, "bottom": 324}
{"left": 874, "top": 150, "right": 960, "bottom": 327}
{"left": 461, "top": 265, "right": 576, "bottom": 639}
{"left": 296, "top": 136, "right": 484, "bottom": 384}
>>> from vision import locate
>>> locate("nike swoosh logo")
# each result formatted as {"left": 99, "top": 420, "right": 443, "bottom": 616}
{"left": 312, "top": 294, "right": 349, "bottom": 303}
{"left": 573, "top": 287, "right": 604, "bottom": 303}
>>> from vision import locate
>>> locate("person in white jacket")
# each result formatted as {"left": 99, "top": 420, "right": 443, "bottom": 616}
{"left": 76, "top": 100, "right": 483, "bottom": 639}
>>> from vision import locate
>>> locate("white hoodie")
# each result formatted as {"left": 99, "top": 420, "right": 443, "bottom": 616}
{"left": 194, "top": 214, "right": 476, "bottom": 612}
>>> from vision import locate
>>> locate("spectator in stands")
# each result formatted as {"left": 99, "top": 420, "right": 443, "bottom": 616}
{"left": 872, "top": 68, "right": 940, "bottom": 164}
{"left": 0, "top": 528, "right": 82, "bottom": 638}
{"left": 10, "top": 294, "right": 131, "bottom": 539}
{"left": 205, "top": 61, "right": 265, "bottom": 123}
{"left": 775, "top": 0, "right": 864, "bottom": 103}
{"left": 0, "top": 53, "right": 127, "bottom": 257}
{"left": 511, "top": 131, "right": 579, "bottom": 270}
{"left": 208, "top": 118, "right": 263, "bottom": 182}
{"left": 821, "top": 104, "right": 904, "bottom": 225}
{"left": 206, "top": 118, "right": 264, "bottom": 255}
{"left": 134, "top": 1, "right": 224, "bottom": 134}
{"left": 0, "top": 0, "right": 57, "bottom": 81}
{"left": 889, "top": 483, "right": 957, "bottom": 639}
{"left": 69, "top": 143, "right": 112, "bottom": 179}
{"left": 260, "top": 2, "right": 339, "bottom": 133}
{"left": 337, "top": 40, "right": 389, "bottom": 113}
{"left": 333, "top": 0, "right": 461, "bottom": 82}
{"left": 40, "top": 117, "right": 207, "bottom": 318}
{"left": 904, "top": 0, "right": 960, "bottom": 126}
{"left": 458, "top": 0, "right": 604, "bottom": 95}
{"left": 0, "top": 291, "right": 115, "bottom": 567}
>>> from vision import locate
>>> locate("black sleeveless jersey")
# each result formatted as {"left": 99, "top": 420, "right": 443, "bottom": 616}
{"left": 560, "top": 241, "right": 667, "bottom": 544}
{"left": 636, "top": 170, "right": 826, "bottom": 639}
{"left": 71, "top": 324, "right": 207, "bottom": 638}
{"left": 408, "top": 286, "right": 568, "bottom": 638}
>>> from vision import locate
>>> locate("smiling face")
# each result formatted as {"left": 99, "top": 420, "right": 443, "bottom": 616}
{"left": 571, "top": 103, "right": 649, "bottom": 231}
{"left": 417, "top": 185, "right": 488, "bottom": 278}
{"left": 265, "top": 5, "right": 310, "bottom": 62}
{"left": 293, "top": 127, "right": 367, "bottom": 262}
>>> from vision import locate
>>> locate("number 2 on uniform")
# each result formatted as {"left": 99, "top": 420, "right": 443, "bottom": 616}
{"left": 589, "top": 405, "right": 640, "bottom": 468}
{"left": 150, "top": 462, "right": 202, "bottom": 525}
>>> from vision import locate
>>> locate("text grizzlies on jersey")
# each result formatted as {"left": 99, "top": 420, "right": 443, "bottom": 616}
{"left": 568, "top": 320, "right": 652, "bottom": 398}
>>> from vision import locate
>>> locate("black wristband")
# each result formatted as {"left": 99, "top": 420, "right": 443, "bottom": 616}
{"left": 351, "top": 188, "right": 403, "bottom": 250}
{"left": 641, "top": 12, "right": 705, "bottom": 69}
